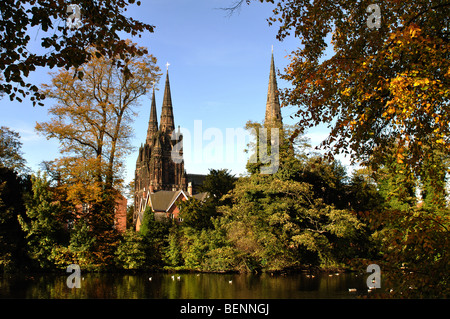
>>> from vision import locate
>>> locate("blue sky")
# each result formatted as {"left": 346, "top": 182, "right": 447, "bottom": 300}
{"left": 1, "top": 0, "right": 344, "bottom": 185}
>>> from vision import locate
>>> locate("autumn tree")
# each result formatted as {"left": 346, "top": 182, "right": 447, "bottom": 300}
{"left": 237, "top": 1, "right": 450, "bottom": 182}
{"left": 0, "top": 0, "right": 154, "bottom": 105}
{"left": 36, "top": 44, "right": 160, "bottom": 234}
{"left": 232, "top": 0, "right": 449, "bottom": 295}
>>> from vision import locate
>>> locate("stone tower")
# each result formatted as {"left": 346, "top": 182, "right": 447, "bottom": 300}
{"left": 134, "top": 70, "right": 186, "bottom": 214}
{"left": 264, "top": 50, "right": 283, "bottom": 128}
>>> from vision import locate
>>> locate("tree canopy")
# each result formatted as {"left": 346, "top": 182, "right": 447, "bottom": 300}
{"left": 36, "top": 44, "right": 161, "bottom": 195}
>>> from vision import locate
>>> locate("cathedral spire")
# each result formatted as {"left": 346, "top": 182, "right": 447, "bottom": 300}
{"left": 146, "top": 87, "right": 158, "bottom": 144}
{"left": 264, "top": 49, "right": 283, "bottom": 128}
{"left": 160, "top": 69, "right": 175, "bottom": 133}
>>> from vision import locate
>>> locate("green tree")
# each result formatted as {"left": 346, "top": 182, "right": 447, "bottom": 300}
{"left": 164, "top": 225, "right": 183, "bottom": 268}
{"left": 179, "top": 197, "right": 215, "bottom": 230}
{"left": 220, "top": 172, "right": 365, "bottom": 271}
{"left": 0, "top": 127, "right": 31, "bottom": 272}
{"left": 418, "top": 146, "right": 449, "bottom": 210}
{"left": 0, "top": 168, "right": 31, "bottom": 272}
{"left": 18, "top": 173, "right": 69, "bottom": 269}
{"left": 370, "top": 207, "right": 450, "bottom": 298}
{"left": 179, "top": 169, "right": 237, "bottom": 230}
{"left": 347, "top": 168, "right": 384, "bottom": 213}
{"left": 296, "top": 156, "right": 348, "bottom": 209}
{"left": 68, "top": 218, "right": 96, "bottom": 268}
{"left": 139, "top": 206, "right": 170, "bottom": 269}
{"left": 200, "top": 169, "right": 237, "bottom": 205}
{"left": 115, "top": 230, "right": 146, "bottom": 270}
{"left": 0, "top": 126, "right": 28, "bottom": 174}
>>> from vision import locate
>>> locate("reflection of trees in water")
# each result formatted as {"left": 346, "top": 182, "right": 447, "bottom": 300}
{"left": 0, "top": 272, "right": 366, "bottom": 298}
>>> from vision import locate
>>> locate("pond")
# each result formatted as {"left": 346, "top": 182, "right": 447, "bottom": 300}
{"left": 0, "top": 272, "right": 370, "bottom": 299}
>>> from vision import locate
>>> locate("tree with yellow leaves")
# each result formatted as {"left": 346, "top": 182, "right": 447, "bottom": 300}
{"left": 236, "top": 1, "right": 449, "bottom": 180}
{"left": 232, "top": 0, "right": 450, "bottom": 297}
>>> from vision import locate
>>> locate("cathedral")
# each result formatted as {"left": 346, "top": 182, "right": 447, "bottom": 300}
{"left": 133, "top": 50, "right": 282, "bottom": 228}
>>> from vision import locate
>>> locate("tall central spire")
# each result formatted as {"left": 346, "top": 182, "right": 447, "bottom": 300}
{"left": 264, "top": 50, "right": 283, "bottom": 128}
{"left": 160, "top": 70, "right": 175, "bottom": 133}
{"left": 146, "top": 87, "right": 158, "bottom": 144}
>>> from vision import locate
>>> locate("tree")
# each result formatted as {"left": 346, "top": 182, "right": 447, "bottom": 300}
{"left": 139, "top": 206, "right": 170, "bottom": 268}
{"left": 242, "top": 0, "right": 449, "bottom": 180}
{"left": 18, "top": 173, "right": 69, "bottom": 269}
{"left": 374, "top": 145, "right": 418, "bottom": 211}
{"left": 199, "top": 169, "right": 237, "bottom": 204}
{"left": 347, "top": 168, "right": 384, "bottom": 213}
{"left": 245, "top": 121, "right": 310, "bottom": 176}
{"left": 370, "top": 206, "right": 450, "bottom": 298}
{"left": 115, "top": 229, "right": 146, "bottom": 270}
{"left": 219, "top": 125, "right": 367, "bottom": 271}
{"left": 34, "top": 44, "right": 159, "bottom": 268}
{"left": 296, "top": 156, "right": 349, "bottom": 209}
{"left": 0, "top": 126, "right": 28, "bottom": 174}
{"left": 179, "top": 197, "right": 216, "bottom": 230}
{"left": 220, "top": 171, "right": 365, "bottom": 271}
{"left": 36, "top": 44, "right": 160, "bottom": 228}
{"left": 0, "top": 168, "right": 31, "bottom": 272}
{"left": 0, "top": 0, "right": 154, "bottom": 105}
{"left": 0, "top": 127, "right": 31, "bottom": 272}
{"left": 37, "top": 44, "right": 160, "bottom": 189}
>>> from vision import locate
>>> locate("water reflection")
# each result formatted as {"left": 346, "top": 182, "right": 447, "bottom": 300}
{"left": 0, "top": 272, "right": 368, "bottom": 299}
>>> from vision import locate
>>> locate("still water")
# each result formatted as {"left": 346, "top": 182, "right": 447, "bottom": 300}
{"left": 0, "top": 272, "right": 368, "bottom": 299}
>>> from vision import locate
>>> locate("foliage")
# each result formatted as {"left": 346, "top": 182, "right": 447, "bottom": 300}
{"left": 0, "top": 127, "right": 32, "bottom": 272}
{"left": 230, "top": 0, "right": 450, "bottom": 297}
{"left": 174, "top": 126, "right": 370, "bottom": 272}
{"left": 36, "top": 43, "right": 161, "bottom": 192}
{"left": 370, "top": 207, "right": 450, "bottom": 298}
{"left": 220, "top": 172, "right": 366, "bottom": 271}
{"left": 374, "top": 148, "right": 418, "bottom": 211}
{"left": 247, "top": 0, "right": 450, "bottom": 179}
{"left": 164, "top": 225, "right": 184, "bottom": 268}
{"left": 0, "top": 127, "right": 28, "bottom": 174}
{"left": 0, "top": 0, "right": 154, "bottom": 105}
{"left": 34, "top": 45, "right": 160, "bottom": 262}
{"left": 179, "top": 197, "right": 216, "bottom": 230}
{"left": 347, "top": 168, "right": 384, "bottom": 213}
{"left": 115, "top": 230, "right": 146, "bottom": 270}
{"left": 68, "top": 218, "right": 96, "bottom": 268}
{"left": 138, "top": 206, "right": 170, "bottom": 269}
{"left": 179, "top": 168, "right": 237, "bottom": 230}
{"left": 0, "top": 168, "right": 31, "bottom": 272}
{"left": 199, "top": 169, "right": 237, "bottom": 205}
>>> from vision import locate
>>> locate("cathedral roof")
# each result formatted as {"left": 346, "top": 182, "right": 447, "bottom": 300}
{"left": 149, "top": 190, "right": 187, "bottom": 212}
{"left": 186, "top": 173, "right": 208, "bottom": 187}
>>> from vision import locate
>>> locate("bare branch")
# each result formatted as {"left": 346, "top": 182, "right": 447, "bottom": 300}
{"left": 216, "top": 0, "right": 249, "bottom": 17}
